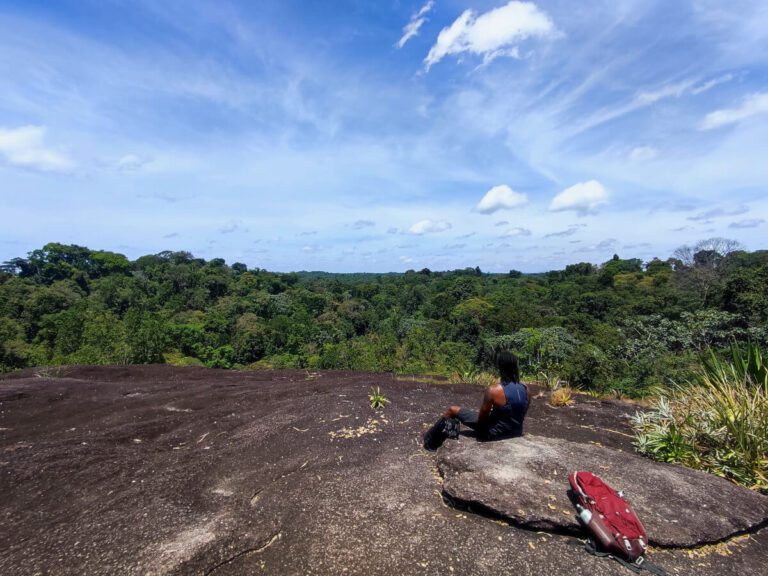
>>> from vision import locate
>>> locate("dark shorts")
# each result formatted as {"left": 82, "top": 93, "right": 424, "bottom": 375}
{"left": 456, "top": 408, "right": 523, "bottom": 441}
{"left": 456, "top": 408, "right": 488, "bottom": 438}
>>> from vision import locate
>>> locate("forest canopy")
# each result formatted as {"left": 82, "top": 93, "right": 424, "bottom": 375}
{"left": 1, "top": 241, "right": 767, "bottom": 397}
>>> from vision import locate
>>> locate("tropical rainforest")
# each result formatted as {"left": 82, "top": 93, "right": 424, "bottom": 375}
{"left": 1, "top": 240, "right": 767, "bottom": 398}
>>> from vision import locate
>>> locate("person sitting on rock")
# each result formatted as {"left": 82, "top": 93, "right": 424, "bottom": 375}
{"left": 424, "top": 351, "right": 530, "bottom": 450}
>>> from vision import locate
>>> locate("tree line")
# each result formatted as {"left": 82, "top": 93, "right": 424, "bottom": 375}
{"left": 1, "top": 240, "right": 766, "bottom": 396}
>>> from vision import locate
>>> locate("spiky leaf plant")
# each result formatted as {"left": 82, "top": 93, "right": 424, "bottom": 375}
{"left": 632, "top": 343, "right": 768, "bottom": 492}
{"left": 369, "top": 386, "right": 389, "bottom": 410}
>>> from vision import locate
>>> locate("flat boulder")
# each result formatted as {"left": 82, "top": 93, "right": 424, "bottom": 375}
{"left": 438, "top": 435, "right": 768, "bottom": 548}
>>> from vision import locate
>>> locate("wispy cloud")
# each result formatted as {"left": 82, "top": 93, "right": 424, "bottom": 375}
{"left": 691, "top": 74, "right": 734, "bottom": 96}
{"left": 576, "top": 238, "right": 618, "bottom": 252}
{"left": 701, "top": 92, "right": 768, "bottom": 130}
{"left": 549, "top": 180, "right": 609, "bottom": 216}
{"left": 651, "top": 202, "right": 697, "bottom": 214}
{"left": 0, "top": 125, "right": 73, "bottom": 172}
{"left": 545, "top": 225, "right": 581, "bottom": 238}
{"left": 501, "top": 227, "right": 531, "bottom": 237}
{"left": 139, "top": 192, "right": 179, "bottom": 203}
{"left": 629, "top": 146, "right": 658, "bottom": 163}
{"left": 476, "top": 185, "right": 528, "bottom": 214}
{"left": 115, "top": 154, "right": 150, "bottom": 171}
{"left": 220, "top": 220, "right": 246, "bottom": 234}
{"left": 729, "top": 218, "right": 764, "bottom": 229}
{"left": 688, "top": 205, "right": 749, "bottom": 221}
{"left": 424, "top": 1, "right": 558, "bottom": 71}
{"left": 636, "top": 80, "right": 697, "bottom": 104}
{"left": 350, "top": 220, "right": 375, "bottom": 229}
{"left": 396, "top": 1, "right": 434, "bottom": 49}
{"left": 572, "top": 77, "right": 703, "bottom": 136}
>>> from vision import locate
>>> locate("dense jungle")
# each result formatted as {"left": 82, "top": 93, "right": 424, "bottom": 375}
{"left": 1, "top": 240, "right": 767, "bottom": 398}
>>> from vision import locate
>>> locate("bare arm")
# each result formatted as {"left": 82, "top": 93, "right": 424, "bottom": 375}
{"left": 477, "top": 385, "right": 497, "bottom": 422}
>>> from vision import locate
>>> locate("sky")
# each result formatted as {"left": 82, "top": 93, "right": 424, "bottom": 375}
{"left": 0, "top": 0, "right": 767, "bottom": 273}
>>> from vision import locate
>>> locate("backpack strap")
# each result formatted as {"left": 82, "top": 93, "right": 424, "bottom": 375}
{"left": 584, "top": 539, "right": 667, "bottom": 576}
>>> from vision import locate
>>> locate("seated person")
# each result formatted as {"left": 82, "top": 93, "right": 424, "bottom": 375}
{"left": 425, "top": 351, "right": 530, "bottom": 449}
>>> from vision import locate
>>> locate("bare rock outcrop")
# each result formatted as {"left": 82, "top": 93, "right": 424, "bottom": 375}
{"left": 438, "top": 435, "right": 768, "bottom": 548}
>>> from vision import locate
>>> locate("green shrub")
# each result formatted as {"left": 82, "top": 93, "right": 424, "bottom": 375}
{"left": 632, "top": 343, "right": 768, "bottom": 492}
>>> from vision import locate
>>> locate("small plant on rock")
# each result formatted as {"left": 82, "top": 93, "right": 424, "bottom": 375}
{"left": 369, "top": 386, "right": 389, "bottom": 410}
{"left": 549, "top": 386, "right": 575, "bottom": 407}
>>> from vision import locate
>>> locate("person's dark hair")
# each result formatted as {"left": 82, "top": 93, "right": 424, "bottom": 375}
{"left": 497, "top": 351, "right": 520, "bottom": 383}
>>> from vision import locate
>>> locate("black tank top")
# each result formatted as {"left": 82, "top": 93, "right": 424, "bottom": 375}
{"left": 485, "top": 381, "right": 528, "bottom": 439}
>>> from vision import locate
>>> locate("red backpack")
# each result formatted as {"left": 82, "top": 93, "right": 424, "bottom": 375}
{"left": 569, "top": 471, "right": 665, "bottom": 575}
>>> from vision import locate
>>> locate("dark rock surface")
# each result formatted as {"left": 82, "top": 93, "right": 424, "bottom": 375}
{"left": 1, "top": 366, "right": 767, "bottom": 575}
{"left": 438, "top": 435, "right": 768, "bottom": 547}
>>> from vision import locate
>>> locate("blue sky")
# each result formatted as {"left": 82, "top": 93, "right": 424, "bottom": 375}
{"left": 0, "top": 0, "right": 766, "bottom": 272}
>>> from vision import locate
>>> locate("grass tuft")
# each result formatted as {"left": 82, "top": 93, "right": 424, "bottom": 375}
{"left": 448, "top": 370, "right": 497, "bottom": 387}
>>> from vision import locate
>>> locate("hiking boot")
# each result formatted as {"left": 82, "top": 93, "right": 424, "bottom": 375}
{"left": 423, "top": 416, "right": 448, "bottom": 451}
{"left": 423, "top": 417, "right": 461, "bottom": 451}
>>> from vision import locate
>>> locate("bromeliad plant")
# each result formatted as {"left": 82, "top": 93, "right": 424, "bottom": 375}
{"left": 549, "top": 386, "right": 575, "bottom": 407}
{"left": 632, "top": 343, "right": 768, "bottom": 492}
{"left": 369, "top": 386, "right": 390, "bottom": 410}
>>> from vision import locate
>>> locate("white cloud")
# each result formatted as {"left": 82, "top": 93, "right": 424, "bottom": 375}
{"left": 302, "top": 245, "right": 323, "bottom": 253}
{"left": 700, "top": 92, "right": 768, "bottom": 130}
{"left": 409, "top": 219, "right": 452, "bottom": 234}
{"left": 549, "top": 180, "right": 609, "bottom": 215}
{"left": 397, "top": 1, "right": 434, "bottom": 48}
{"left": 476, "top": 184, "right": 528, "bottom": 214}
{"left": 502, "top": 227, "right": 531, "bottom": 237}
{"left": 629, "top": 146, "right": 658, "bottom": 163}
{"left": 424, "top": 1, "right": 557, "bottom": 71}
{"left": 0, "top": 125, "right": 73, "bottom": 172}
